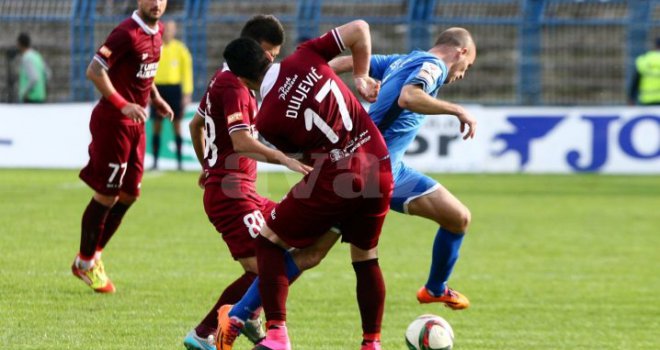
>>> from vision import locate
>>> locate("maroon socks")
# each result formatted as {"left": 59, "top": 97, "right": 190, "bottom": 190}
{"left": 79, "top": 198, "right": 110, "bottom": 259}
{"left": 256, "top": 235, "right": 289, "bottom": 325}
{"left": 353, "top": 258, "right": 385, "bottom": 338}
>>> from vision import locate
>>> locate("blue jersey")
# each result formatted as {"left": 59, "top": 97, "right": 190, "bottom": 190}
{"left": 368, "top": 51, "right": 448, "bottom": 167}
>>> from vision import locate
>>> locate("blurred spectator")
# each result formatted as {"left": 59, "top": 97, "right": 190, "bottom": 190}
{"left": 628, "top": 37, "right": 660, "bottom": 106}
{"left": 151, "top": 20, "right": 193, "bottom": 170}
{"left": 16, "top": 33, "right": 50, "bottom": 103}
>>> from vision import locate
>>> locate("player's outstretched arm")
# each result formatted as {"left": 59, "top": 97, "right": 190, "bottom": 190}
{"left": 230, "top": 130, "right": 312, "bottom": 175}
{"left": 86, "top": 59, "right": 147, "bottom": 123}
{"left": 399, "top": 84, "right": 477, "bottom": 139}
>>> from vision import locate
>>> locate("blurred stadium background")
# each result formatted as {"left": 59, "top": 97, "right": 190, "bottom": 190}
{"left": 1, "top": 0, "right": 659, "bottom": 105}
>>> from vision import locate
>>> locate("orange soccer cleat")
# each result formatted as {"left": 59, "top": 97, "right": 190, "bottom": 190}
{"left": 71, "top": 258, "right": 116, "bottom": 293}
{"left": 416, "top": 286, "right": 469, "bottom": 310}
{"left": 216, "top": 304, "right": 243, "bottom": 350}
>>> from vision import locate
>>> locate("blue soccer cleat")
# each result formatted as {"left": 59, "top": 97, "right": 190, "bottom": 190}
{"left": 183, "top": 329, "right": 217, "bottom": 350}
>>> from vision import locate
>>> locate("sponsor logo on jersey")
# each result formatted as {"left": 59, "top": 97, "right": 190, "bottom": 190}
{"left": 99, "top": 45, "right": 112, "bottom": 58}
{"left": 227, "top": 112, "right": 243, "bottom": 124}
{"left": 278, "top": 74, "right": 298, "bottom": 101}
{"left": 141, "top": 52, "right": 149, "bottom": 61}
{"left": 136, "top": 62, "right": 159, "bottom": 79}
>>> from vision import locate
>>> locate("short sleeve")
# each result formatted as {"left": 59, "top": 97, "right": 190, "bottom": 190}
{"left": 221, "top": 86, "right": 253, "bottom": 134}
{"left": 404, "top": 60, "right": 445, "bottom": 94}
{"left": 297, "top": 28, "right": 346, "bottom": 63}
{"left": 370, "top": 54, "right": 400, "bottom": 80}
{"left": 94, "top": 28, "right": 132, "bottom": 70}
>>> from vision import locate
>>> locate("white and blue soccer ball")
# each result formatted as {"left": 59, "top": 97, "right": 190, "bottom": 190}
{"left": 405, "top": 314, "right": 454, "bottom": 350}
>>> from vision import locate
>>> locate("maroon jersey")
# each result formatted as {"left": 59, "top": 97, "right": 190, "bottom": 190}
{"left": 255, "top": 28, "right": 393, "bottom": 249}
{"left": 197, "top": 66, "right": 259, "bottom": 185}
{"left": 93, "top": 11, "right": 164, "bottom": 124}
{"left": 256, "top": 28, "right": 389, "bottom": 164}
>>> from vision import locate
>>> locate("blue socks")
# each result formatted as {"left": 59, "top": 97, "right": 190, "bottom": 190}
{"left": 425, "top": 227, "right": 465, "bottom": 296}
{"left": 229, "top": 250, "right": 301, "bottom": 321}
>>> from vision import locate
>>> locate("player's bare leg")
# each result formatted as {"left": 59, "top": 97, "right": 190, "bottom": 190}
{"left": 407, "top": 185, "right": 471, "bottom": 309}
{"left": 350, "top": 245, "right": 384, "bottom": 350}
{"left": 290, "top": 229, "right": 340, "bottom": 270}
{"left": 71, "top": 192, "right": 117, "bottom": 293}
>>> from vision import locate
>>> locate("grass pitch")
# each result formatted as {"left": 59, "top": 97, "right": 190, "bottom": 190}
{"left": 0, "top": 169, "right": 658, "bottom": 349}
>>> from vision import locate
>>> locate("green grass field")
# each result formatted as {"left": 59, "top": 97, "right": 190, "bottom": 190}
{"left": 1, "top": 169, "right": 658, "bottom": 349}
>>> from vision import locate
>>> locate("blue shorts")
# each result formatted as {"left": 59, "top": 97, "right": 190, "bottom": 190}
{"left": 390, "top": 162, "right": 440, "bottom": 214}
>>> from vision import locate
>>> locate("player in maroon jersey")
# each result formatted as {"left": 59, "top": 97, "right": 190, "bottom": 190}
{"left": 71, "top": 0, "right": 173, "bottom": 293}
{"left": 184, "top": 15, "right": 343, "bottom": 350}
{"left": 222, "top": 20, "right": 393, "bottom": 350}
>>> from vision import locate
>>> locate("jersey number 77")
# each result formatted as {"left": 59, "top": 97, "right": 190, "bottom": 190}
{"left": 303, "top": 78, "right": 353, "bottom": 143}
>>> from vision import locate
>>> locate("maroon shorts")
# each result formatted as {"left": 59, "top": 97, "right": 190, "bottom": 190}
{"left": 267, "top": 157, "right": 393, "bottom": 250}
{"left": 79, "top": 111, "right": 145, "bottom": 197}
{"left": 203, "top": 181, "right": 276, "bottom": 259}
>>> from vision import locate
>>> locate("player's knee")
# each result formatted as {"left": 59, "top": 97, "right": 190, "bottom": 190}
{"left": 458, "top": 207, "right": 471, "bottom": 232}
{"left": 93, "top": 192, "right": 118, "bottom": 207}
{"left": 239, "top": 257, "right": 259, "bottom": 274}
{"left": 294, "top": 247, "right": 328, "bottom": 271}
{"left": 443, "top": 206, "right": 471, "bottom": 233}
{"left": 118, "top": 192, "right": 138, "bottom": 205}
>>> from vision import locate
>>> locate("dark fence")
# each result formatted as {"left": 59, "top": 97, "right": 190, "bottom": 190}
{"left": 0, "top": 0, "right": 657, "bottom": 105}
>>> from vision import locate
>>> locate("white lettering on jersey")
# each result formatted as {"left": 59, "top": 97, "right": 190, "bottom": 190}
{"left": 285, "top": 67, "right": 324, "bottom": 119}
{"left": 136, "top": 62, "right": 159, "bottom": 79}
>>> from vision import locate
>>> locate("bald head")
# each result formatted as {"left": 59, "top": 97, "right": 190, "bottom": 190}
{"left": 435, "top": 27, "right": 475, "bottom": 51}
{"left": 431, "top": 27, "right": 476, "bottom": 84}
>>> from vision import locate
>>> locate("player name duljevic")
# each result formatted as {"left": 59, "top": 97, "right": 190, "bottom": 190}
{"left": 281, "top": 66, "right": 323, "bottom": 118}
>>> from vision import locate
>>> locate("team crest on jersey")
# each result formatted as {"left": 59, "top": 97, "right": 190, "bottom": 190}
{"left": 99, "top": 45, "right": 112, "bottom": 58}
{"left": 136, "top": 62, "right": 159, "bottom": 79}
{"left": 227, "top": 112, "right": 243, "bottom": 124}
{"left": 329, "top": 149, "right": 349, "bottom": 162}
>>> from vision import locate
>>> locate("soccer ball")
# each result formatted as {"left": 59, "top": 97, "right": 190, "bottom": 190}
{"left": 405, "top": 314, "right": 454, "bottom": 350}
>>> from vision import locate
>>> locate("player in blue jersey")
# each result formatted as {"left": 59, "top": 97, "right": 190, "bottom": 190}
{"left": 216, "top": 26, "right": 475, "bottom": 350}
{"left": 336, "top": 26, "right": 477, "bottom": 309}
